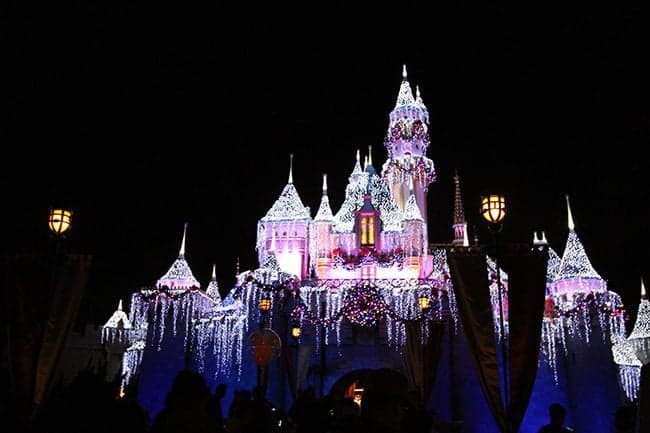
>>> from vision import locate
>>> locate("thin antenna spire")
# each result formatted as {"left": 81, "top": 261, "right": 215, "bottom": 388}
{"left": 236, "top": 257, "right": 240, "bottom": 276}
{"left": 565, "top": 194, "right": 575, "bottom": 231}
{"left": 288, "top": 154, "right": 294, "bottom": 184}
{"left": 642, "top": 277, "right": 646, "bottom": 298}
{"left": 179, "top": 222, "right": 188, "bottom": 257}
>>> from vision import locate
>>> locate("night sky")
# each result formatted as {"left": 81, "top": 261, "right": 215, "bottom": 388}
{"left": 3, "top": 3, "right": 648, "bottom": 326}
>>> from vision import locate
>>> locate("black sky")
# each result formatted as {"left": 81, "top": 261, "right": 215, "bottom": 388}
{"left": 3, "top": 3, "right": 648, "bottom": 325}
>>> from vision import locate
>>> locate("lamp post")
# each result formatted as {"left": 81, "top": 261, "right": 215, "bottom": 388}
{"left": 418, "top": 288, "right": 431, "bottom": 401}
{"left": 291, "top": 323, "right": 301, "bottom": 397}
{"left": 480, "top": 194, "right": 510, "bottom": 433}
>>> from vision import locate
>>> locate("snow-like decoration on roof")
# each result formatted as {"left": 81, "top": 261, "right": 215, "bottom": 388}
{"left": 260, "top": 251, "right": 281, "bottom": 272}
{"left": 629, "top": 298, "right": 650, "bottom": 340}
{"left": 613, "top": 338, "right": 643, "bottom": 366}
{"left": 157, "top": 256, "right": 200, "bottom": 289}
{"left": 402, "top": 191, "right": 424, "bottom": 222}
{"left": 104, "top": 300, "right": 132, "bottom": 329}
{"left": 157, "top": 224, "right": 201, "bottom": 289}
{"left": 332, "top": 169, "right": 402, "bottom": 233}
{"left": 547, "top": 247, "right": 561, "bottom": 282}
{"left": 395, "top": 65, "right": 416, "bottom": 107}
{"left": 554, "top": 230, "right": 602, "bottom": 282}
{"left": 414, "top": 85, "right": 428, "bottom": 113}
{"left": 206, "top": 265, "right": 221, "bottom": 303}
{"left": 260, "top": 183, "right": 311, "bottom": 222}
{"left": 314, "top": 174, "right": 334, "bottom": 222}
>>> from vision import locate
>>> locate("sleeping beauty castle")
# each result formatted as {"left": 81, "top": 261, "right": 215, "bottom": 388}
{"left": 101, "top": 66, "right": 643, "bottom": 433}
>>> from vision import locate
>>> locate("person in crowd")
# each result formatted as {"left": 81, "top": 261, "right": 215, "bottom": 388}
{"left": 537, "top": 403, "right": 573, "bottom": 433}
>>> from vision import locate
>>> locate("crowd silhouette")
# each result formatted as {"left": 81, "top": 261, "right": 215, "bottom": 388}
{"left": 20, "top": 368, "right": 638, "bottom": 433}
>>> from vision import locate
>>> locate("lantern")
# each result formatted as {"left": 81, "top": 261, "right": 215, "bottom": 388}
{"left": 259, "top": 297, "right": 272, "bottom": 312}
{"left": 48, "top": 208, "right": 73, "bottom": 236}
{"left": 480, "top": 194, "right": 506, "bottom": 225}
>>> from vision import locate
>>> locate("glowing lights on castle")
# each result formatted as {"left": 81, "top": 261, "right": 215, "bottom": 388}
{"left": 102, "top": 66, "right": 629, "bottom": 403}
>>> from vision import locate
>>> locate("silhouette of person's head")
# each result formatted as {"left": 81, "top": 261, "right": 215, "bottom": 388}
{"left": 549, "top": 403, "right": 566, "bottom": 427}
{"left": 165, "top": 370, "right": 210, "bottom": 409}
{"left": 215, "top": 383, "right": 227, "bottom": 398}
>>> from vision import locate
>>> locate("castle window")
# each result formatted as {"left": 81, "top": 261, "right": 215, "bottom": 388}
{"left": 360, "top": 216, "right": 375, "bottom": 247}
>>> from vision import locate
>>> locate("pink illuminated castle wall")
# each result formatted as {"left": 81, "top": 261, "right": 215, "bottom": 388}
{"left": 255, "top": 65, "right": 439, "bottom": 281}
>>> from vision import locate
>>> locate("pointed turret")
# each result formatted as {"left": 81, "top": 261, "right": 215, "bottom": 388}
{"left": 260, "top": 156, "right": 311, "bottom": 222}
{"left": 314, "top": 174, "right": 334, "bottom": 222}
{"left": 452, "top": 171, "right": 467, "bottom": 246}
{"left": 553, "top": 197, "right": 604, "bottom": 295}
{"left": 257, "top": 156, "right": 311, "bottom": 278}
{"left": 206, "top": 264, "right": 221, "bottom": 303}
{"left": 312, "top": 173, "right": 334, "bottom": 278}
{"left": 352, "top": 149, "right": 363, "bottom": 175}
{"left": 546, "top": 247, "right": 561, "bottom": 282}
{"left": 102, "top": 299, "right": 132, "bottom": 343}
{"left": 104, "top": 299, "right": 132, "bottom": 329}
{"left": 395, "top": 64, "right": 415, "bottom": 107}
{"left": 157, "top": 224, "right": 201, "bottom": 289}
{"left": 382, "top": 65, "right": 436, "bottom": 222}
{"left": 629, "top": 278, "right": 650, "bottom": 340}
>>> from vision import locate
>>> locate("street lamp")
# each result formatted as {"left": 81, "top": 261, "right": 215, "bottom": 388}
{"left": 291, "top": 324, "right": 301, "bottom": 339}
{"left": 418, "top": 293, "right": 431, "bottom": 312}
{"left": 48, "top": 208, "right": 73, "bottom": 238}
{"left": 291, "top": 323, "right": 301, "bottom": 396}
{"left": 480, "top": 193, "right": 510, "bottom": 433}
{"left": 480, "top": 195, "right": 506, "bottom": 226}
{"left": 259, "top": 296, "right": 272, "bottom": 312}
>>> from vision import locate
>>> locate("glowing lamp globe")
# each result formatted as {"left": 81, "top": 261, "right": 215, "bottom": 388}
{"left": 480, "top": 195, "right": 506, "bottom": 224}
{"left": 291, "top": 325, "right": 301, "bottom": 339}
{"left": 259, "top": 297, "right": 272, "bottom": 312}
{"left": 48, "top": 208, "right": 73, "bottom": 236}
{"left": 418, "top": 295, "right": 430, "bottom": 311}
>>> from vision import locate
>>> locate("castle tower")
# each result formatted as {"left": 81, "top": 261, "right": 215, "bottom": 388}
{"left": 312, "top": 174, "right": 334, "bottom": 279}
{"left": 256, "top": 155, "right": 312, "bottom": 279}
{"left": 553, "top": 195, "right": 606, "bottom": 297}
{"left": 402, "top": 178, "right": 427, "bottom": 277}
{"left": 205, "top": 264, "right": 221, "bottom": 303}
{"left": 157, "top": 223, "right": 200, "bottom": 290}
{"left": 452, "top": 171, "right": 468, "bottom": 246}
{"left": 381, "top": 65, "right": 437, "bottom": 222}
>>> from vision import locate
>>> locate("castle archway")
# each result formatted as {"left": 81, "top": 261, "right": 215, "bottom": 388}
{"left": 328, "top": 368, "right": 409, "bottom": 409}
